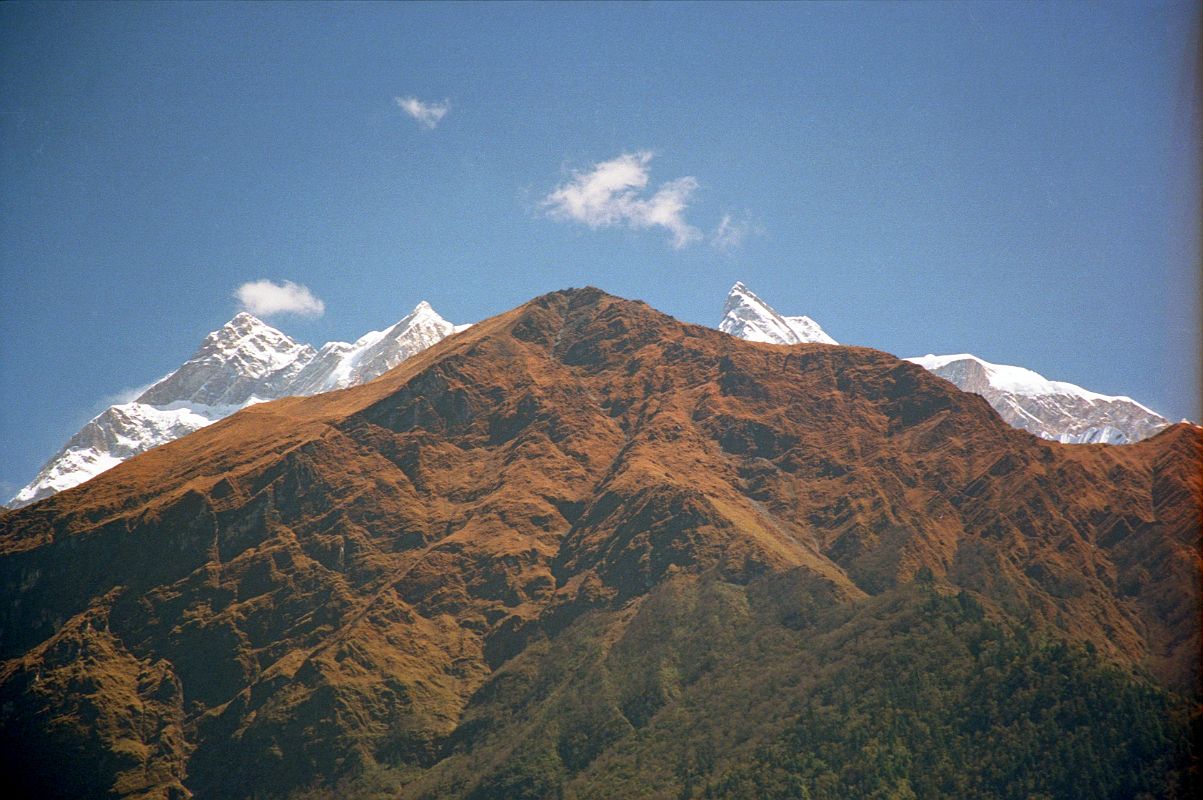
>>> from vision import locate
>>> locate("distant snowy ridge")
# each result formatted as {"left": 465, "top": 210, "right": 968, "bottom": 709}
{"left": 9, "top": 302, "right": 467, "bottom": 508}
{"left": 718, "top": 282, "right": 1170, "bottom": 445}
{"left": 288, "top": 301, "right": 461, "bottom": 395}
{"left": 7, "top": 400, "right": 256, "bottom": 507}
{"left": 904, "top": 354, "right": 1168, "bottom": 444}
{"left": 905, "top": 353, "right": 1159, "bottom": 410}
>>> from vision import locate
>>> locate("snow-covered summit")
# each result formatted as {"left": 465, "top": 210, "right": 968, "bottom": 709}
{"left": 718, "top": 282, "right": 837, "bottom": 345}
{"left": 137, "top": 313, "right": 317, "bottom": 407}
{"left": 9, "top": 301, "right": 468, "bottom": 507}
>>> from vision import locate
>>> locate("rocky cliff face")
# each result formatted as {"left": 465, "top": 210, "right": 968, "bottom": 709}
{"left": 1, "top": 289, "right": 1199, "bottom": 798}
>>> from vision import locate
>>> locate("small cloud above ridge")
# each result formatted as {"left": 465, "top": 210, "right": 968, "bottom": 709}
{"left": 542, "top": 151, "right": 702, "bottom": 249}
{"left": 234, "top": 280, "right": 325, "bottom": 318}
{"left": 99, "top": 382, "right": 156, "bottom": 408}
{"left": 710, "top": 213, "right": 757, "bottom": 251}
{"left": 395, "top": 96, "right": 450, "bottom": 129}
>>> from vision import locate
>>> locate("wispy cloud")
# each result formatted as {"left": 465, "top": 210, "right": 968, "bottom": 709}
{"left": 234, "top": 280, "right": 325, "bottom": 318}
{"left": 99, "top": 382, "right": 155, "bottom": 408}
{"left": 710, "top": 213, "right": 756, "bottom": 251}
{"left": 542, "top": 152, "right": 701, "bottom": 249}
{"left": 395, "top": 96, "right": 450, "bottom": 129}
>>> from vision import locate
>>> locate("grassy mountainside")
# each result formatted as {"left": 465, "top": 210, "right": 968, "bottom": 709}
{"left": 1, "top": 288, "right": 1199, "bottom": 798}
{"left": 395, "top": 577, "right": 1197, "bottom": 800}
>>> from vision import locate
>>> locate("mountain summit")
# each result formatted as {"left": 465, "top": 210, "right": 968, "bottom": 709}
{"left": 8, "top": 302, "right": 467, "bottom": 507}
{"left": 718, "top": 281, "right": 837, "bottom": 345}
{"left": 287, "top": 300, "right": 466, "bottom": 396}
{"left": 1, "top": 288, "right": 1197, "bottom": 798}
{"left": 136, "top": 312, "right": 318, "bottom": 408}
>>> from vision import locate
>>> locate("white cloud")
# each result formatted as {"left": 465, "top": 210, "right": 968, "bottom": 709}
{"left": 234, "top": 280, "right": 325, "bottom": 318}
{"left": 100, "top": 382, "right": 155, "bottom": 408}
{"left": 395, "top": 96, "right": 450, "bottom": 129}
{"left": 710, "top": 214, "right": 754, "bottom": 251}
{"left": 542, "top": 152, "right": 702, "bottom": 249}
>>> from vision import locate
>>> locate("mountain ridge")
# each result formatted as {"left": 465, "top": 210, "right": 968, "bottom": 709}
{"left": 906, "top": 351, "right": 1170, "bottom": 443}
{"left": 6, "top": 281, "right": 1183, "bottom": 507}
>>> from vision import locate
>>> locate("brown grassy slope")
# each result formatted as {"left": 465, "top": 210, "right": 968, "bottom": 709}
{"left": 0, "top": 287, "right": 1199, "bottom": 798}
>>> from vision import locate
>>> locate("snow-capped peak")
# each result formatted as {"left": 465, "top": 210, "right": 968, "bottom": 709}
{"left": 194, "top": 312, "right": 309, "bottom": 366}
{"left": 207, "top": 311, "right": 285, "bottom": 344}
{"left": 10, "top": 300, "right": 470, "bottom": 507}
{"left": 286, "top": 300, "right": 461, "bottom": 395}
{"left": 229, "top": 310, "right": 271, "bottom": 326}
{"left": 394, "top": 300, "right": 443, "bottom": 328}
{"left": 136, "top": 312, "right": 317, "bottom": 407}
{"left": 719, "top": 282, "right": 837, "bottom": 345}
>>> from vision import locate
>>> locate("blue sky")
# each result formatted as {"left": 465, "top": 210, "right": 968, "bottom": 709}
{"left": 1, "top": 1, "right": 1198, "bottom": 495}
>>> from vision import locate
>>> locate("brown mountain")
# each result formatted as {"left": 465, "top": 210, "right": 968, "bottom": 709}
{"left": 1, "top": 288, "right": 1199, "bottom": 799}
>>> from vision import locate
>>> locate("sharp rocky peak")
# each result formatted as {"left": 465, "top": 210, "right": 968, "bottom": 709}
{"left": 190, "top": 313, "right": 312, "bottom": 369}
{"left": 389, "top": 300, "right": 448, "bottom": 331}
{"left": 719, "top": 281, "right": 838, "bottom": 345}
{"left": 215, "top": 311, "right": 291, "bottom": 339}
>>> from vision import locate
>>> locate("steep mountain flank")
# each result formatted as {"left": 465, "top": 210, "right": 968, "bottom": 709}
{"left": 1, "top": 288, "right": 1199, "bottom": 799}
